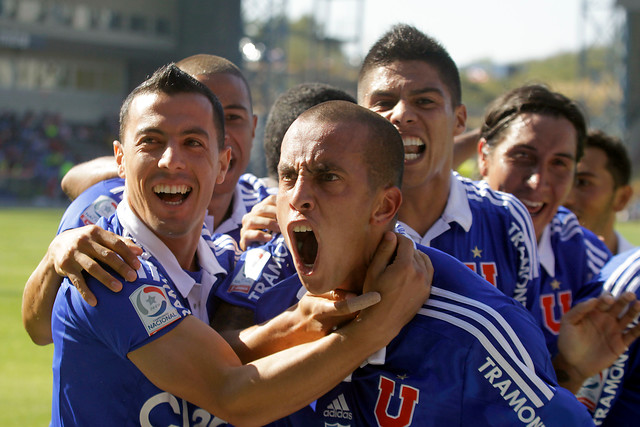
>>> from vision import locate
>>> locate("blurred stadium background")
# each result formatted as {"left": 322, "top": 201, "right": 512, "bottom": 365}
{"left": 1, "top": 0, "right": 640, "bottom": 218}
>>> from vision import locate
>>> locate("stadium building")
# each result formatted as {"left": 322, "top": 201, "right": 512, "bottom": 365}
{"left": 0, "top": 0, "right": 243, "bottom": 122}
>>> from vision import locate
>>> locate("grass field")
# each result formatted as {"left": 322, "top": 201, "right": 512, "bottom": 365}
{"left": 0, "top": 208, "right": 63, "bottom": 426}
{"left": 1, "top": 207, "right": 639, "bottom": 425}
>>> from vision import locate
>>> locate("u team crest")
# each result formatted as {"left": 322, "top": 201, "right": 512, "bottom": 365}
{"left": 130, "top": 285, "right": 181, "bottom": 336}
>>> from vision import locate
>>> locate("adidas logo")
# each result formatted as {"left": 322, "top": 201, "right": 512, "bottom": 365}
{"left": 323, "top": 394, "right": 353, "bottom": 420}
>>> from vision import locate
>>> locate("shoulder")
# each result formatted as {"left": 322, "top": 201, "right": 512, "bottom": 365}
{"left": 600, "top": 248, "right": 640, "bottom": 297}
{"left": 57, "top": 178, "right": 124, "bottom": 233}
{"left": 551, "top": 207, "right": 611, "bottom": 270}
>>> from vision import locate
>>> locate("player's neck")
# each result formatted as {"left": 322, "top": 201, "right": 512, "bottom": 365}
{"left": 601, "top": 225, "right": 618, "bottom": 255}
{"left": 398, "top": 173, "right": 451, "bottom": 237}
{"left": 208, "top": 191, "right": 235, "bottom": 230}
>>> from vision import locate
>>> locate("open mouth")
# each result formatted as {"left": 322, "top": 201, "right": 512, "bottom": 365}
{"left": 403, "top": 137, "right": 426, "bottom": 161}
{"left": 153, "top": 184, "right": 191, "bottom": 205}
{"left": 293, "top": 224, "right": 318, "bottom": 273}
{"left": 521, "top": 199, "right": 544, "bottom": 216}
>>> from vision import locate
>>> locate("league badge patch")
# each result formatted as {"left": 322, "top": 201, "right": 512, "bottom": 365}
{"left": 80, "top": 195, "right": 118, "bottom": 225}
{"left": 227, "top": 248, "right": 271, "bottom": 294}
{"left": 130, "top": 285, "right": 181, "bottom": 336}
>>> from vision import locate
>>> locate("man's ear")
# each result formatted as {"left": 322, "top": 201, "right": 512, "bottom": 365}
{"left": 113, "top": 141, "right": 126, "bottom": 179}
{"left": 453, "top": 104, "right": 467, "bottom": 137}
{"left": 613, "top": 184, "right": 633, "bottom": 212}
{"left": 477, "top": 138, "right": 490, "bottom": 178}
{"left": 216, "top": 146, "right": 232, "bottom": 185}
{"left": 371, "top": 186, "right": 402, "bottom": 226}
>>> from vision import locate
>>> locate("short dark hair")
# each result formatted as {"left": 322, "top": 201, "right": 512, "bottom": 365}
{"left": 480, "top": 84, "right": 587, "bottom": 161}
{"left": 176, "top": 54, "right": 253, "bottom": 111}
{"left": 296, "top": 100, "right": 404, "bottom": 190}
{"left": 119, "top": 63, "right": 225, "bottom": 149}
{"left": 358, "top": 24, "right": 461, "bottom": 106}
{"left": 585, "top": 129, "right": 631, "bottom": 187}
{"left": 264, "top": 83, "right": 356, "bottom": 178}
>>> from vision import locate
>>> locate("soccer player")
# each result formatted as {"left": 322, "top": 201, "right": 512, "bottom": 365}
{"left": 45, "top": 64, "right": 432, "bottom": 425}
{"left": 58, "top": 54, "right": 272, "bottom": 243}
{"left": 239, "top": 25, "right": 541, "bottom": 313}
{"left": 477, "top": 84, "right": 616, "bottom": 388}
{"left": 575, "top": 247, "right": 640, "bottom": 425}
{"left": 564, "top": 129, "right": 635, "bottom": 255}
{"left": 355, "top": 24, "right": 540, "bottom": 311}
{"left": 220, "top": 99, "right": 596, "bottom": 425}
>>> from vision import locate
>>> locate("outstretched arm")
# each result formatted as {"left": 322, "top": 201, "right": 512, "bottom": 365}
{"left": 554, "top": 291, "right": 640, "bottom": 393}
{"left": 129, "top": 232, "right": 433, "bottom": 426}
{"left": 22, "top": 225, "right": 141, "bottom": 345}
{"left": 61, "top": 156, "right": 118, "bottom": 200}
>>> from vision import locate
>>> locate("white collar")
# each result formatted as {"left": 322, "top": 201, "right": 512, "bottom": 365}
{"left": 537, "top": 224, "right": 555, "bottom": 277}
{"left": 401, "top": 172, "right": 473, "bottom": 245}
{"left": 117, "top": 199, "right": 227, "bottom": 301}
{"left": 213, "top": 185, "right": 246, "bottom": 235}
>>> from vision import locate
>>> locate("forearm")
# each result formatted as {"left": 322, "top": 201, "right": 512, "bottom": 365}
{"left": 22, "top": 252, "right": 62, "bottom": 345}
{"left": 231, "top": 307, "right": 325, "bottom": 363}
{"left": 61, "top": 156, "right": 118, "bottom": 200}
{"left": 221, "top": 316, "right": 389, "bottom": 425}
{"left": 552, "top": 352, "right": 587, "bottom": 394}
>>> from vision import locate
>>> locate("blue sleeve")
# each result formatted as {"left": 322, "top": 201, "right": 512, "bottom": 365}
{"left": 214, "top": 235, "right": 297, "bottom": 311}
{"left": 61, "top": 260, "right": 190, "bottom": 356}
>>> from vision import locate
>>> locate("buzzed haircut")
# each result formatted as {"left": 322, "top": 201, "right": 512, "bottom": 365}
{"left": 119, "top": 63, "right": 225, "bottom": 149}
{"left": 176, "top": 54, "right": 253, "bottom": 109}
{"left": 297, "top": 100, "right": 404, "bottom": 189}
{"left": 359, "top": 24, "right": 462, "bottom": 106}
{"left": 264, "top": 83, "right": 357, "bottom": 179}
{"left": 480, "top": 84, "right": 588, "bottom": 161}
{"left": 585, "top": 129, "right": 632, "bottom": 188}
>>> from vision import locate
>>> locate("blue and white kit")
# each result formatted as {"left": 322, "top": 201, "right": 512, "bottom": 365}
{"left": 50, "top": 202, "right": 236, "bottom": 426}
{"left": 57, "top": 177, "right": 124, "bottom": 233}
{"left": 402, "top": 173, "right": 540, "bottom": 310}
{"left": 536, "top": 206, "right": 611, "bottom": 357}
{"left": 252, "top": 246, "right": 592, "bottom": 426}
{"left": 576, "top": 247, "right": 640, "bottom": 426}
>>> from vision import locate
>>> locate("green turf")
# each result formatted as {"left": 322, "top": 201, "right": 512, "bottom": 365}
{"left": 0, "top": 208, "right": 63, "bottom": 426}
{"left": 616, "top": 220, "right": 640, "bottom": 247}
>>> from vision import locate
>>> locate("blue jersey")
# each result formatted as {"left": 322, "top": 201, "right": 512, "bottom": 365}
{"left": 57, "top": 177, "right": 124, "bottom": 233}
{"left": 254, "top": 246, "right": 592, "bottom": 426}
{"left": 576, "top": 248, "right": 640, "bottom": 426}
{"left": 205, "top": 173, "right": 275, "bottom": 244}
{"left": 403, "top": 174, "right": 540, "bottom": 310}
{"left": 537, "top": 207, "right": 611, "bottom": 357}
{"left": 50, "top": 203, "right": 235, "bottom": 426}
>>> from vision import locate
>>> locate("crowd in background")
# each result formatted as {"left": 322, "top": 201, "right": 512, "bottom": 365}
{"left": 0, "top": 110, "right": 117, "bottom": 205}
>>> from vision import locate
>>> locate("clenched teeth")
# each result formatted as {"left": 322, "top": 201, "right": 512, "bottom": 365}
{"left": 153, "top": 184, "right": 191, "bottom": 194}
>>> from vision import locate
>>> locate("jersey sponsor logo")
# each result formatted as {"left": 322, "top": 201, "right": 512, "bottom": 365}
{"left": 228, "top": 248, "right": 271, "bottom": 294}
{"left": 539, "top": 291, "right": 572, "bottom": 335}
{"left": 508, "top": 222, "right": 532, "bottom": 307}
{"left": 578, "top": 352, "right": 629, "bottom": 424}
{"left": 130, "top": 285, "right": 181, "bottom": 336}
{"left": 478, "top": 357, "right": 545, "bottom": 426}
{"left": 80, "top": 195, "right": 118, "bottom": 225}
{"left": 465, "top": 262, "right": 498, "bottom": 287}
{"left": 323, "top": 394, "right": 353, "bottom": 420}
{"left": 139, "top": 391, "right": 226, "bottom": 426}
{"left": 374, "top": 376, "right": 419, "bottom": 427}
